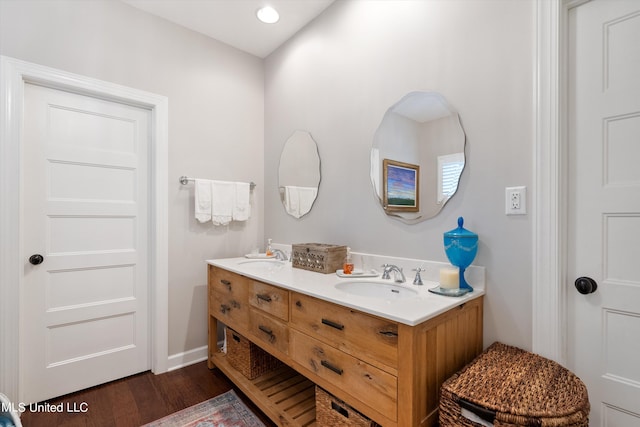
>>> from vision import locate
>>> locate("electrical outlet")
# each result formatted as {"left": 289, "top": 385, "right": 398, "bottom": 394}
{"left": 505, "top": 186, "right": 526, "bottom": 215}
{"left": 511, "top": 191, "right": 521, "bottom": 209}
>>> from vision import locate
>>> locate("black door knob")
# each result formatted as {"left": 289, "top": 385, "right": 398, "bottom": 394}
{"left": 29, "top": 254, "right": 44, "bottom": 265}
{"left": 575, "top": 277, "right": 597, "bottom": 295}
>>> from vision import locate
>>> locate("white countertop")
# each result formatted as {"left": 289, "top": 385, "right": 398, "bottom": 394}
{"left": 207, "top": 257, "right": 485, "bottom": 326}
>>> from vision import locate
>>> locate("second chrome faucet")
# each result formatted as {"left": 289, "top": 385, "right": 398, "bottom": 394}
{"left": 381, "top": 264, "right": 406, "bottom": 283}
{"left": 381, "top": 264, "right": 425, "bottom": 285}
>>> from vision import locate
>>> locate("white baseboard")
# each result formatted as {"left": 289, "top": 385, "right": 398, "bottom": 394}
{"left": 167, "top": 345, "right": 209, "bottom": 372}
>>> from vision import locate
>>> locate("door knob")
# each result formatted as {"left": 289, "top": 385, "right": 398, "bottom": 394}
{"left": 29, "top": 254, "right": 44, "bottom": 265}
{"left": 575, "top": 276, "right": 597, "bottom": 295}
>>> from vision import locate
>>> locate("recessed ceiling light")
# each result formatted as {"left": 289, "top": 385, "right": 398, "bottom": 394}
{"left": 256, "top": 6, "right": 279, "bottom": 24}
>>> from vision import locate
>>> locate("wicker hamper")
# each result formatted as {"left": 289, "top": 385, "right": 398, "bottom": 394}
{"left": 440, "top": 342, "right": 590, "bottom": 427}
{"left": 315, "top": 387, "right": 380, "bottom": 427}
{"left": 225, "top": 327, "right": 282, "bottom": 380}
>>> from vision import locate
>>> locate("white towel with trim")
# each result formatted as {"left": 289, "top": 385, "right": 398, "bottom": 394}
{"left": 284, "top": 186, "right": 317, "bottom": 218}
{"left": 284, "top": 186, "right": 300, "bottom": 217}
{"left": 233, "top": 182, "right": 251, "bottom": 221}
{"left": 298, "top": 186, "right": 317, "bottom": 217}
{"left": 194, "top": 179, "right": 212, "bottom": 223}
{"left": 211, "top": 180, "right": 235, "bottom": 226}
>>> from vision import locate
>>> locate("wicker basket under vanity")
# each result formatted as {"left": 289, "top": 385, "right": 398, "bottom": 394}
{"left": 292, "top": 243, "right": 347, "bottom": 274}
{"left": 315, "top": 387, "right": 380, "bottom": 427}
{"left": 225, "top": 327, "right": 282, "bottom": 380}
{"left": 439, "top": 342, "right": 590, "bottom": 427}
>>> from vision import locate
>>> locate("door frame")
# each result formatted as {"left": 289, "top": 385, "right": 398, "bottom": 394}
{"left": 533, "top": 0, "right": 589, "bottom": 364}
{"left": 0, "top": 55, "right": 169, "bottom": 402}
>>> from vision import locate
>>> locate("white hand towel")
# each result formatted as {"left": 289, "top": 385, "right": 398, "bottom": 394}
{"left": 211, "top": 180, "right": 235, "bottom": 226}
{"left": 222, "top": 326, "right": 227, "bottom": 354}
{"left": 298, "top": 186, "right": 318, "bottom": 218}
{"left": 194, "top": 179, "right": 212, "bottom": 223}
{"left": 233, "top": 182, "right": 251, "bottom": 221}
{"left": 283, "top": 186, "right": 317, "bottom": 218}
{"left": 284, "top": 186, "right": 300, "bottom": 218}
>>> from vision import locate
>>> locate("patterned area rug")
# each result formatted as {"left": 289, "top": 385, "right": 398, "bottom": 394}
{"left": 142, "top": 390, "right": 266, "bottom": 427}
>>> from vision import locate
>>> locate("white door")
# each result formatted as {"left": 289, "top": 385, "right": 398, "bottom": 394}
{"left": 21, "top": 82, "right": 150, "bottom": 404}
{"left": 567, "top": 1, "right": 640, "bottom": 425}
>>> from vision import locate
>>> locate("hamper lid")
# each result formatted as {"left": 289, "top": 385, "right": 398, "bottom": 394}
{"left": 442, "top": 342, "right": 590, "bottom": 422}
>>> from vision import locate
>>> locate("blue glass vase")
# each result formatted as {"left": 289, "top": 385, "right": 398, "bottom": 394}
{"left": 443, "top": 217, "right": 478, "bottom": 292}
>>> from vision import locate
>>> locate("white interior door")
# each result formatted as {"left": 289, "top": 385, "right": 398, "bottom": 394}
{"left": 567, "top": 1, "right": 640, "bottom": 425}
{"left": 21, "top": 82, "right": 150, "bottom": 404}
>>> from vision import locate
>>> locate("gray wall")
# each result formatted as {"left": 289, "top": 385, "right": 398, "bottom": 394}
{"left": 0, "top": 0, "right": 265, "bottom": 358}
{"left": 2, "top": 0, "right": 537, "bottom": 359}
{"left": 264, "top": 0, "right": 535, "bottom": 349}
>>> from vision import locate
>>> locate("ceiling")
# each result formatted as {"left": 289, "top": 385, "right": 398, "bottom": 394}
{"left": 121, "top": 0, "right": 336, "bottom": 58}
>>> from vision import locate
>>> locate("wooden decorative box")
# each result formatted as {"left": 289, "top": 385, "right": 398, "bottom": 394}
{"left": 291, "top": 243, "right": 347, "bottom": 274}
{"left": 225, "top": 327, "right": 281, "bottom": 380}
{"left": 316, "top": 387, "right": 379, "bottom": 427}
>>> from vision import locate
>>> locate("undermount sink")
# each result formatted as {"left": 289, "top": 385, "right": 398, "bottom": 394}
{"left": 237, "top": 259, "right": 285, "bottom": 269}
{"left": 335, "top": 281, "right": 419, "bottom": 300}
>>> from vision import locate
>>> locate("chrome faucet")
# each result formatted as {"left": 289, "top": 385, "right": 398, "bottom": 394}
{"left": 271, "top": 249, "right": 289, "bottom": 261}
{"left": 412, "top": 267, "right": 425, "bottom": 286}
{"left": 381, "top": 264, "right": 406, "bottom": 283}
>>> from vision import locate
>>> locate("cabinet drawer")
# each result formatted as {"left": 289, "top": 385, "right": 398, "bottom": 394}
{"left": 291, "top": 330, "right": 397, "bottom": 420}
{"left": 209, "top": 267, "right": 250, "bottom": 300}
{"left": 291, "top": 292, "right": 398, "bottom": 370}
{"left": 212, "top": 290, "right": 249, "bottom": 331}
{"left": 249, "top": 281, "right": 289, "bottom": 321}
{"left": 249, "top": 308, "right": 289, "bottom": 356}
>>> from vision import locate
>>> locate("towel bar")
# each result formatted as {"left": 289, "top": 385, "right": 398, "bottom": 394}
{"left": 179, "top": 175, "right": 256, "bottom": 190}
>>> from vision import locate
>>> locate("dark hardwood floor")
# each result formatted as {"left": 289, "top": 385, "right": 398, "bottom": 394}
{"left": 19, "top": 362, "right": 277, "bottom": 427}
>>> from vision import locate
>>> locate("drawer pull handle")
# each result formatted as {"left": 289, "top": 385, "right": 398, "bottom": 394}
{"left": 231, "top": 333, "right": 241, "bottom": 343}
{"left": 379, "top": 330, "right": 398, "bottom": 337}
{"left": 256, "top": 294, "right": 272, "bottom": 303}
{"left": 321, "top": 360, "right": 343, "bottom": 376}
{"left": 220, "top": 279, "right": 231, "bottom": 289}
{"left": 321, "top": 319, "right": 345, "bottom": 330}
{"left": 258, "top": 325, "right": 275, "bottom": 342}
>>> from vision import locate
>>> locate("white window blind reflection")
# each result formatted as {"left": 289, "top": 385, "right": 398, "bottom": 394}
{"left": 438, "top": 153, "right": 464, "bottom": 203}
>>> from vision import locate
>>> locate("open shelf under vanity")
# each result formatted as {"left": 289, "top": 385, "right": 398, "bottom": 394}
{"left": 212, "top": 351, "right": 316, "bottom": 426}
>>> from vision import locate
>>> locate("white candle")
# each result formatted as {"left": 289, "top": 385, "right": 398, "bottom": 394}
{"left": 440, "top": 267, "right": 460, "bottom": 289}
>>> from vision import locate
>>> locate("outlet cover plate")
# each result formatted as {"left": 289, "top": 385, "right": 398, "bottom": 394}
{"left": 505, "top": 186, "right": 527, "bottom": 215}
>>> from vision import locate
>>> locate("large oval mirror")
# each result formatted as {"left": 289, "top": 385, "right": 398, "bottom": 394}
{"left": 370, "top": 92, "right": 465, "bottom": 223}
{"left": 278, "top": 130, "right": 321, "bottom": 218}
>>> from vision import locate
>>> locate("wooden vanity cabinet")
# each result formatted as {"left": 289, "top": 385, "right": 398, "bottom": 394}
{"left": 290, "top": 329, "right": 398, "bottom": 419}
{"left": 208, "top": 266, "right": 250, "bottom": 331}
{"left": 208, "top": 265, "right": 483, "bottom": 427}
{"left": 249, "top": 308, "right": 290, "bottom": 355}
{"left": 249, "top": 281, "right": 289, "bottom": 321}
{"left": 290, "top": 292, "right": 398, "bottom": 372}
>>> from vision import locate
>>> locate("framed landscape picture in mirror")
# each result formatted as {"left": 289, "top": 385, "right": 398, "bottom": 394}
{"left": 383, "top": 159, "right": 420, "bottom": 212}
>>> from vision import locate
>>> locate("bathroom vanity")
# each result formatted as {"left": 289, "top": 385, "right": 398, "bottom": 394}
{"left": 207, "top": 257, "right": 484, "bottom": 427}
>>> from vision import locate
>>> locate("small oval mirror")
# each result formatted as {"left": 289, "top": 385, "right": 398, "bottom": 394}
{"left": 278, "top": 130, "right": 321, "bottom": 218}
{"left": 370, "top": 92, "right": 466, "bottom": 223}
